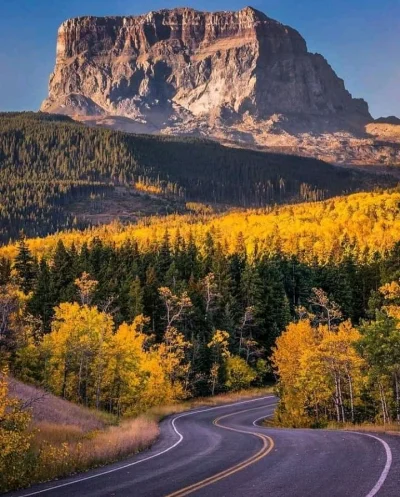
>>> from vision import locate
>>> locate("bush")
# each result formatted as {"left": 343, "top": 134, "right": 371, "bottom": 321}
{"left": 225, "top": 356, "right": 256, "bottom": 391}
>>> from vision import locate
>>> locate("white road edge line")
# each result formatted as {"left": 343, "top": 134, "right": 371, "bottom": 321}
{"left": 354, "top": 432, "right": 393, "bottom": 497}
{"left": 252, "top": 412, "right": 392, "bottom": 497}
{"left": 252, "top": 410, "right": 276, "bottom": 427}
{"left": 17, "top": 395, "right": 276, "bottom": 497}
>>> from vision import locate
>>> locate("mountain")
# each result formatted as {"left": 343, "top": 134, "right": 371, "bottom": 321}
{"left": 0, "top": 112, "right": 391, "bottom": 243}
{"left": 42, "top": 7, "right": 370, "bottom": 126}
{"left": 375, "top": 116, "right": 400, "bottom": 125}
{"left": 41, "top": 6, "right": 400, "bottom": 167}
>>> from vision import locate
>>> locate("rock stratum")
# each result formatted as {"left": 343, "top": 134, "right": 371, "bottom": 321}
{"left": 41, "top": 6, "right": 400, "bottom": 166}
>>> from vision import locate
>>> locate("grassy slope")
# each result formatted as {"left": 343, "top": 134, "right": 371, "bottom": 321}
{"left": 8, "top": 378, "right": 110, "bottom": 430}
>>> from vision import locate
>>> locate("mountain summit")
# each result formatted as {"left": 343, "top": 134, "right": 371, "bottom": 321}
{"left": 41, "top": 7, "right": 400, "bottom": 166}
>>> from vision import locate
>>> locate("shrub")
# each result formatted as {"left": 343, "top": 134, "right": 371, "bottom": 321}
{"left": 0, "top": 370, "right": 32, "bottom": 492}
{"left": 225, "top": 356, "right": 256, "bottom": 391}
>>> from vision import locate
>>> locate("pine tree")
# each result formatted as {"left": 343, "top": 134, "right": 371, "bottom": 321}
{"left": 128, "top": 276, "right": 144, "bottom": 321}
{"left": 156, "top": 230, "right": 172, "bottom": 279}
{"left": 254, "top": 258, "right": 291, "bottom": 351}
{"left": 14, "top": 240, "right": 36, "bottom": 293}
{"left": 50, "top": 241, "right": 76, "bottom": 303}
{"left": 28, "top": 259, "right": 53, "bottom": 333}
{"left": 143, "top": 266, "right": 161, "bottom": 335}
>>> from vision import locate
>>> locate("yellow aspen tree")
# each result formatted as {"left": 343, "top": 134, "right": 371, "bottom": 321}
{"left": 309, "top": 288, "right": 342, "bottom": 331}
{"left": 158, "top": 287, "right": 192, "bottom": 328}
{"left": 0, "top": 369, "right": 32, "bottom": 492}
{"left": 138, "top": 349, "right": 176, "bottom": 411}
{"left": 316, "top": 322, "right": 364, "bottom": 423}
{"left": 103, "top": 317, "right": 149, "bottom": 416}
{"left": 297, "top": 339, "right": 332, "bottom": 425}
{"left": 225, "top": 356, "right": 256, "bottom": 391}
{"left": 42, "top": 302, "right": 113, "bottom": 407}
{"left": 158, "top": 327, "right": 192, "bottom": 399}
{"left": 74, "top": 272, "right": 98, "bottom": 306}
{"left": 208, "top": 330, "right": 230, "bottom": 360}
{"left": 272, "top": 320, "right": 320, "bottom": 426}
{"left": 208, "top": 363, "right": 220, "bottom": 397}
{"left": 201, "top": 273, "right": 220, "bottom": 321}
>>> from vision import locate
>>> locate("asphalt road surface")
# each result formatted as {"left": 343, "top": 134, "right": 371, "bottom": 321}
{"left": 9, "top": 395, "right": 400, "bottom": 497}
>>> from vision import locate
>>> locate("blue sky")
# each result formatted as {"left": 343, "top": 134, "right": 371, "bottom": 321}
{"left": 0, "top": 0, "right": 398, "bottom": 118}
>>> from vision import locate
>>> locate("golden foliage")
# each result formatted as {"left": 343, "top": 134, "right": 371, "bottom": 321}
{"left": 379, "top": 280, "right": 400, "bottom": 323}
{"left": 134, "top": 181, "right": 163, "bottom": 195}
{"left": 75, "top": 272, "right": 98, "bottom": 305}
{"left": 208, "top": 330, "right": 231, "bottom": 359}
{"left": 157, "top": 327, "right": 192, "bottom": 401}
{"left": 272, "top": 320, "right": 364, "bottom": 427}
{"left": 42, "top": 303, "right": 114, "bottom": 404}
{"left": 185, "top": 202, "right": 214, "bottom": 214}
{"left": 37, "top": 302, "right": 194, "bottom": 415}
{"left": 3, "top": 190, "right": 400, "bottom": 263}
{"left": 225, "top": 356, "right": 257, "bottom": 391}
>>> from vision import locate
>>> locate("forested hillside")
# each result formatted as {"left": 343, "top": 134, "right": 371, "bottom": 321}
{"left": 0, "top": 112, "right": 391, "bottom": 243}
{"left": 1, "top": 191, "right": 400, "bottom": 380}
{"left": 3, "top": 190, "right": 400, "bottom": 263}
{"left": 2, "top": 188, "right": 400, "bottom": 481}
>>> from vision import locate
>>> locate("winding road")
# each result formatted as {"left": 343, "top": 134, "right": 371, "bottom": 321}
{"left": 9, "top": 396, "right": 400, "bottom": 497}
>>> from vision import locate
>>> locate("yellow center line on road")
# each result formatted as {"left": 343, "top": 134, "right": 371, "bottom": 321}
{"left": 164, "top": 404, "right": 276, "bottom": 497}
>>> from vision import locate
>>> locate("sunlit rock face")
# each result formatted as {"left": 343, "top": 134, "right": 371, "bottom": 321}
{"left": 41, "top": 7, "right": 400, "bottom": 167}
{"left": 42, "top": 6, "right": 370, "bottom": 124}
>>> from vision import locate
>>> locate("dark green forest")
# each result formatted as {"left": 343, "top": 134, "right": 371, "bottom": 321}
{"left": 0, "top": 112, "right": 391, "bottom": 243}
{"left": 4, "top": 231, "right": 400, "bottom": 397}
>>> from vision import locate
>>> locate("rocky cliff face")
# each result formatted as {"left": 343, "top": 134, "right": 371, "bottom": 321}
{"left": 42, "top": 7, "right": 370, "bottom": 123}
{"left": 42, "top": 7, "right": 400, "bottom": 167}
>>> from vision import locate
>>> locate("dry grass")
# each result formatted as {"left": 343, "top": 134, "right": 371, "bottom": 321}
{"left": 8, "top": 378, "right": 112, "bottom": 431}
{"left": 34, "top": 422, "right": 87, "bottom": 445}
{"left": 88, "top": 417, "right": 159, "bottom": 461}
{"left": 329, "top": 422, "right": 400, "bottom": 435}
{"left": 31, "top": 417, "right": 159, "bottom": 483}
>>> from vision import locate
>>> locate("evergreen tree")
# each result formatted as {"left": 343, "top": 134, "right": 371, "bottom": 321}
{"left": 143, "top": 266, "right": 161, "bottom": 335}
{"left": 50, "top": 241, "right": 76, "bottom": 302}
{"left": 128, "top": 276, "right": 144, "bottom": 321}
{"left": 14, "top": 240, "right": 36, "bottom": 293}
{"left": 254, "top": 258, "right": 291, "bottom": 351}
{"left": 156, "top": 230, "right": 172, "bottom": 279}
{"left": 28, "top": 259, "right": 53, "bottom": 333}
